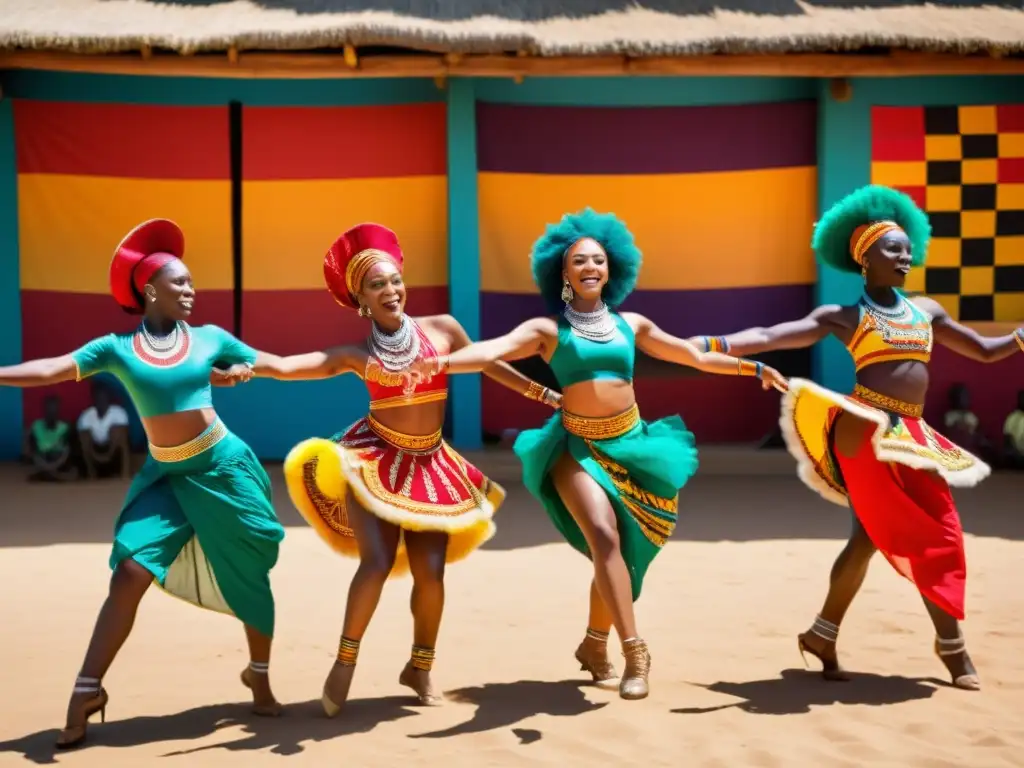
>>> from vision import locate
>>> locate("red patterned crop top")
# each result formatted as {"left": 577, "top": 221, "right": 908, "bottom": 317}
{"left": 364, "top": 322, "right": 448, "bottom": 411}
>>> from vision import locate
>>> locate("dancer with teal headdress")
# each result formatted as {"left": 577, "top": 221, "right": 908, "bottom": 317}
{"left": 0, "top": 219, "right": 297, "bottom": 749}
{"left": 406, "top": 208, "right": 787, "bottom": 699}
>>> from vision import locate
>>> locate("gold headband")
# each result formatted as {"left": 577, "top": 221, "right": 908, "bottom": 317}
{"left": 852, "top": 221, "right": 902, "bottom": 266}
{"left": 345, "top": 249, "right": 398, "bottom": 296}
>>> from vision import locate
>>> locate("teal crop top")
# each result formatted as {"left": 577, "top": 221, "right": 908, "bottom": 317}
{"left": 70, "top": 324, "right": 258, "bottom": 418}
{"left": 548, "top": 313, "right": 635, "bottom": 388}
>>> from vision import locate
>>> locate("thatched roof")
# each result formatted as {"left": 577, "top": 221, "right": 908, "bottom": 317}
{"left": 1, "top": 1, "right": 1023, "bottom": 57}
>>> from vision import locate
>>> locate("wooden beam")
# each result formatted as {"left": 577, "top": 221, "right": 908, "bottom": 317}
{"left": 0, "top": 49, "right": 1022, "bottom": 79}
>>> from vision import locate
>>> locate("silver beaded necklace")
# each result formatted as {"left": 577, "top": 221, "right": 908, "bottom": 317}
{"left": 368, "top": 314, "right": 421, "bottom": 371}
{"left": 139, "top": 321, "right": 181, "bottom": 354}
{"left": 563, "top": 301, "right": 618, "bottom": 343}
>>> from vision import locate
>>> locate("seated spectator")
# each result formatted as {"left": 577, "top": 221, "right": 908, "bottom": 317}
{"left": 942, "top": 383, "right": 991, "bottom": 459}
{"left": 1002, "top": 390, "right": 1024, "bottom": 470}
{"left": 23, "top": 394, "right": 75, "bottom": 481}
{"left": 77, "top": 381, "right": 131, "bottom": 479}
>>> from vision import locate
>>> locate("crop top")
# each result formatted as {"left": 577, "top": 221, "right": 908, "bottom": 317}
{"left": 846, "top": 294, "right": 933, "bottom": 373}
{"left": 364, "top": 322, "right": 448, "bottom": 411}
{"left": 548, "top": 313, "right": 635, "bottom": 388}
{"left": 71, "top": 324, "right": 258, "bottom": 418}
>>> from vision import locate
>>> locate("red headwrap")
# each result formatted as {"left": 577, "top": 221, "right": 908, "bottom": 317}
{"left": 109, "top": 219, "right": 186, "bottom": 314}
{"left": 323, "top": 223, "right": 404, "bottom": 310}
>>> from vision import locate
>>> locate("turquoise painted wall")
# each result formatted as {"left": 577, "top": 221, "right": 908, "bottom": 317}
{"left": 0, "top": 98, "right": 22, "bottom": 458}
{"left": 2, "top": 69, "right": 1022, "bottom": 459}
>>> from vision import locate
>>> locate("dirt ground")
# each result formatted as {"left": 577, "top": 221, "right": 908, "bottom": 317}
{"left": 1, "top": 447, "right": 1022, "bottom": 768}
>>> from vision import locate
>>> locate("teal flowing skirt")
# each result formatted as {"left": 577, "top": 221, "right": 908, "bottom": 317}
{"left": 111, "top": 424, "right": 284, "bottom": 637}
{"left": 514, "top": 410, "right": 698, "bottom": 600}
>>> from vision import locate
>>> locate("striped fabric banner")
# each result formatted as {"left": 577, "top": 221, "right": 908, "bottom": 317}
{"left": 240, "top": 104, "right": 449, "bottom": 355}
{"left": 14, "top": 100, "right": 234, "bottom": 424}
{"left": 476, "top": 101, "right": 818, "bottom": 441}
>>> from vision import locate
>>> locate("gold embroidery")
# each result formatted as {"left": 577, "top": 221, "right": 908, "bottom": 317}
{"left": 562, "top": 405, "right": 640, "bottom": 441}
{"left": 370, "top": 390, "right": 448, "bottom": 410}
{"left": 852, "top": 385, "right": 923, "bottom": 418}
{"left": 367, "top": 414, "right": 442, "bottom": 452}
{"left": 149, "top": 421, "right": 227, "bottom": 463}
{"left": 302, "top": 458, "right": 351, "bottom": 535}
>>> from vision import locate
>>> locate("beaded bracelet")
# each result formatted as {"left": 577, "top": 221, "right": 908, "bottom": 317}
{"left": 737, "top": 359, "right": 764, "bottom": 378}
{"left": 699, "top": 335, "right": 731, "bottom": 354}
{"left": 1015, "top": 328, "right": 1024, "bottom": 353}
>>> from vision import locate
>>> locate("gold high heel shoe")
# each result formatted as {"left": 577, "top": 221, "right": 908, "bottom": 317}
{"left": 797, "top": 614, "right": 850, "bottom": 681}
{"left": 575, "top": 629, "right": 620, "bottom": 690}
{"left": 398, "top": 645, "right": 443, "bottom": 706}
{"left": 619, "top": 638, "right": 651, "bottom": 700}
{"left": 934, "top": 633, "right": 981, "bottom": 691}
{"left": 55, "top": 676, "right": 108, "bottom": 750}
{"left": 240, "top": 661, "right": 282, "bottom": 716}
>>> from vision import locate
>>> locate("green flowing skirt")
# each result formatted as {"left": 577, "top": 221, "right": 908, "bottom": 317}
{"left": 111, "top": 424, "right": 284, "bottom": 637}
{"left": 514, "top": 410, "right": 698, "bottom": 599}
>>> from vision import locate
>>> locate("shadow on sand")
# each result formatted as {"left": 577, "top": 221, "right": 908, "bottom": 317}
{"left": 672, "top": 667, "right": 942, "bottom": 717}
{"left": 0, "top": 695, "right": 420, "bottom": 764}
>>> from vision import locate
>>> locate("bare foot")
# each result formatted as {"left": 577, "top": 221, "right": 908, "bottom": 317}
{"left": 399, "top": 662, "right": 443, "bottom": 706}
{"left": 240, "top": 668, "right": 282, "bottom": 716}
{"left": 797, "top": 630, "right": 850, "bottom": 681}
{"left": 575, "top": 637, "right": 620, "bottom": 690}
{"left": 321, "top": 662, "right": 356, "bottom": 717}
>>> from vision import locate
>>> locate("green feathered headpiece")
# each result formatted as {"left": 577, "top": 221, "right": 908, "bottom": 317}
{"left": 812, "top": 185, "right": 931, "bottom": 274}
{"left": 530, "top": 208, "right": 642, "bottom": 313}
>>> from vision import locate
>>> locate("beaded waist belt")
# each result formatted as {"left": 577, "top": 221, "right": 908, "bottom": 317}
{"left": 369, "top": 390, "right": 448, "bottom": 411}
{"left": 149, "top": 419, "right": 228, "bottom": 463}
{"left": 562, "top": 403, "right": 640, "bottom": 441}
{"left": 852, "top": 384, "right": 923, "bottom": 418}
{"left": 367, "top": 414, "right": 442, "bottom": 453}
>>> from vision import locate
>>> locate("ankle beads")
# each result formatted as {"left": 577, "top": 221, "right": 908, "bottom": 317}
{"left": 809, "top": 615, "right": 839, "bottom": 643}
{"left": 337, "top": 636, "right": 360, "bottom": 666}
{"left": 411, "top": 645, "right": 435, "bottom": 672}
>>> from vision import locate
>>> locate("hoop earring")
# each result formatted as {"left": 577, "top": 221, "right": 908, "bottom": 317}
{"left": 561, "top": 279, "right": 574, "bottom": 304}
{"left": 358, "top": 305, "right": 371, "bottom": 318}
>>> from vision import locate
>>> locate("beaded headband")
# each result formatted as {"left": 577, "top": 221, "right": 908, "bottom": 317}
{"left": 850, "top": 220, "right": 903, "bottom": 266}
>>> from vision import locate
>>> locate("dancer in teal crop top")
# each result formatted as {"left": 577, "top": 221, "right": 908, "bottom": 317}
{"left": 549, "top": 313, "right": 635, "bottom": 386}
{"left": 0, "top": 218, "right": 285, "bottom": 749}
{"left": 71, "top": 324, "right": 257, "bottom": 417}
{"left": 406, "top": 208, "right": 787, "bottom": 702}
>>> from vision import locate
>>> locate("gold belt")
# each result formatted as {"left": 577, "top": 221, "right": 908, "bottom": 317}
{"left": 367, "top": 414, "right": 442, "bottom": 453}
{"left": 852, "top": 384, "right": 923, "bottom": 418}
{"left": 149, "top": 420, "right": 227, "bottom": 463}
{"left": 562, "top": 404, "right": 640, "bottom": 441}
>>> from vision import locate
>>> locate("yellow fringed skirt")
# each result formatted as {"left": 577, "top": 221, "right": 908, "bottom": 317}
{"left": 284, "top": 415, "right": 505, "bottom": 576}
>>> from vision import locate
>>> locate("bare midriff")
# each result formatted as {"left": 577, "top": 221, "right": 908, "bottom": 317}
{"left": 561, "top": 378, "right": 637, "bottom": 418}
{"left": 855, "top": 359, "right": 929, "bottom": 407}
{"left": 143, "top": 408, "right": 220, "bottom": 448}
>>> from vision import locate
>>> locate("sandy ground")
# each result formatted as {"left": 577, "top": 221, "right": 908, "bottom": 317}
{"left": 1, "top": 447, "right": 1023, "bottom": 768}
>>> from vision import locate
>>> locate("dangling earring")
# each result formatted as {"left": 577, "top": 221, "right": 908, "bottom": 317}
{"left": 561, "top": 279, "right": 574, "bottom": 304}
{"left": 861, "top": 259, "right": 868, "bottom": 279}
{"left": 358, "top": 305, "right": 371, "bottom": 318}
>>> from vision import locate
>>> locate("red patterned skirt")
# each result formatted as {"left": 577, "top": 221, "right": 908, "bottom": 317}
{"left": 284, "top": 415, "right": 504, "bottom": 576}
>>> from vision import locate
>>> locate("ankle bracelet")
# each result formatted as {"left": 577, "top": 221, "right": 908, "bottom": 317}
{"left": 810, "top": 615, "right": 839, "bottom": 642}
{"left": 337, "top": 636, "right": 360, "bottom": 666}
{"left": 411, "top": 645, "right": 435, "bottom": 672}
{"left": 248, "top": 661, "right": 269, "bottom": 675}
{"left": 73, "top": 675, "right": 101, "bottom": 694}
{"left": 586, "top": 628, "right": 610, "bottom": 644}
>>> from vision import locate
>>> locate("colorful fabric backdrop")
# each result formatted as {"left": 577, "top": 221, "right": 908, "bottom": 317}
{"left": 240, "top": 103, "right": 449, "bottom": 355}
{"left": 475, "top": 101, "right": 819, "bottom": 441}
{"left": 15, "top": 100, "right": 235, "bottom": 425}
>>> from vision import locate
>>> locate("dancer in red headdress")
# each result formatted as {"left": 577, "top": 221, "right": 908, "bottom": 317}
{"left": 0, "top": 219, "right": 288, "bottom": 749}
{"left": 219, "top": 222, "right": 561, "bottom": 714}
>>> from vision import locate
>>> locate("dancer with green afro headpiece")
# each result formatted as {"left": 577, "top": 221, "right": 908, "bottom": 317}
{"left": 688, "top": 184, "right": 1024, "bottom": 693}
{"left": 401, "top": 208, "right": 788, "bottom": 702}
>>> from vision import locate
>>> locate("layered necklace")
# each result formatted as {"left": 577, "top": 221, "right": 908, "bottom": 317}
{"left": 133, "top": 320, "right": 191, "bottom": 368}
{"left": 368, "top": 314, "right": 421, "bottom": 371}
{"left": 861, "top": 292, "right": 931, "bottom": 350}
{"left": 564, "top": 300, "right": 617, "bottom": 343}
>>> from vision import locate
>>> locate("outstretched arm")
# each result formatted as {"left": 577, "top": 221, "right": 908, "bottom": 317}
{"left": 687, "top": 304, "right": 845, "bottom": 357}
{"left": 0, "top": 356, "right": 78, "bottom": 387}
{"left": 436, "top": 315, "right": 560, "bottom": 408}
{"left": 428, "top": 317, "right": 557, "bottom": 375}
{"left": 212, "top": 347, "right": 364, "bottom": 385}
{"left": 917, "top": 297, "right": 1024, "bottom": 364}
{"left": 624, "top": 313, "right": 786, "bottom": 389}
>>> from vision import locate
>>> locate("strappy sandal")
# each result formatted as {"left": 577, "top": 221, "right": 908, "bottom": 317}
{"left": 798, "top": 614, "right": 851, "bottom": 681}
